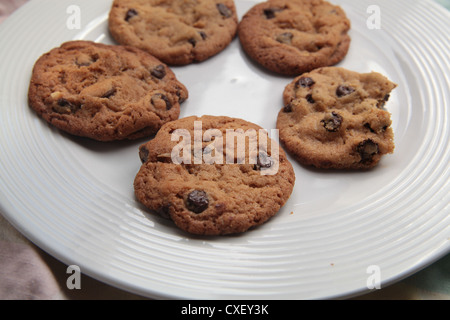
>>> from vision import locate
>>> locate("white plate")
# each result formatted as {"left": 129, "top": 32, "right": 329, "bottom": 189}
{"left": 0, "top": 0, "right": 448, "bottom": 300}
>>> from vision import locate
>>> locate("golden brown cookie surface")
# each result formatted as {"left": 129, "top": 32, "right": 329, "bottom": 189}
{"left": 238, "top": 0, "right": 351, "bottom": 75}
{"left": 276, "top": 67, "right": 397, "bottom": 169}
{"left": 108, "top": 0, "right": 238, "bottom": 65}
{"left": 134, "top": 115, "right": 295, "bottom": 236}
{"left": 28, "top": 41, "right": 188, "bottom": 141}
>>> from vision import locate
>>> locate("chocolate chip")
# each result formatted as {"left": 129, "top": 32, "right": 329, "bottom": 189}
{"left": 151, "top": 93, "right": 172, "bottom": 110}
{"left": 357, "top": 139, "right": 379, "bottom": 163}
{"left": 295, "top": 77, "right": 315, "bottom": 88}
{"left": 101, "top": 88, "right": 116, "bottom": 99}
{"left": 336, "top": 85, "right": 355, "bottom": 97}
{"left": 276, "top": 32, "right": 293, "bottom": 44}
{"left": 156, "top": 204, "right": 171, "bottom": 220}
{"left": 263, "top": 8, "right": 283, "bottom": 19}
{"left": 125, "top": 9, "right": 138, "bottom": 21}
{"left": 364, "top": 123, "right": 376, "bottom": 133}
{"left": 151, "top": 64, "right": 166, "bottom": 79}
{"left": 305, "top": 42, "right": 324, "bottom": 53}
{"left": 217, "top": 3, "right": 232, "bottom": 18}
{"left": 175, "top": 86, "right": 186, "bottom": 103}
{"left": 254, "top": 153, "right": 273, "bottom": 170}
{"left": 162, "top": 96, "right": 173, "bottom": 110}
{"left": 53, "top": 98, "right": 79, "bottom": 114}
{"left": 188, "top": 38, "right": 197, "bottom": 47}
{"left": 186, "top": 190, "right": 209, "bottom": 214}
{"left": 139, "top": 146, "right": 149, "bottom": 163}
{"left": 321, "top": 112, "right": 343, "bottom": 132}
{"left": 283, "top": 103, "right": 293, "bottom": 113}
{"left": 377, "top": 101, "right": 386, "bottom": 109}
{"left": 377, "top": 94, "right": 390, "bottom": 109}
{"left": 306, "top": 94, "right": 315, "bottom": 104}
{"left": 263, "top": 9, "right": 275, "bottom": 19}
{"left": 58, "top": 98, "right": 69, "bottom": 107}
{"left": 199, "top": 31, "right": 207, "bottom": 40}
{"left": 75, "top": 53, "right": 98, "bottom": 67}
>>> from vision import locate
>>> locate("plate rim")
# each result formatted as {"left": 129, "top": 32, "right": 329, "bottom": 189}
{"left": 0, "top": 0, "right": 449, "bottom": 300}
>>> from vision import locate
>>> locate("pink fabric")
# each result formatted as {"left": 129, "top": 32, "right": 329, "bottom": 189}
{"left": 0, "top": 214, "right": 146, "bottom": 299}
{"left": 0, "top": 0, "right": 28, "bottom": 24}
{"left": 0, "top": 240, "right": 61, "bottom": 299}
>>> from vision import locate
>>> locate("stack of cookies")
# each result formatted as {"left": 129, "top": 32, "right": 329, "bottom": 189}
{"left": 28, "top": 0, "right": 397, "bottom": 236}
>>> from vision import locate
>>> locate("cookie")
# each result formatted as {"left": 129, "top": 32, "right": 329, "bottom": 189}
{"left": 28, "top": 40, "right": 188, "bottom": 141}
{"left": 276, "top": 67, "right": 397, "bottom": 169}
{"left": 108, "top": 0, "right": 238, "bottom": 65}
{"left": 134, "top": 115, "right": 295, "bottom": 235}
{"left": 238, "top": 0, "right": 351, "bottom": 76}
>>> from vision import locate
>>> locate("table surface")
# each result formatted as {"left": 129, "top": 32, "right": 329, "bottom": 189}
{"left": 0, "top": 0, "right": 449, "bottom": 300}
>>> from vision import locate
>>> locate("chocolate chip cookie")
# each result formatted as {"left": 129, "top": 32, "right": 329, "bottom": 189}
{"left": 276, "top": 67, "right": 397, "bottom": 169}
{"left": 108, "top": 0, "right": 238, "bottom": 65}
{"left": 28, "top": 41, "right": 188, "bottom": 141}
{"left": 238, "top": 0, "right": 351, "bottom": 76}
{"left": 134, "top": 115, "right": 295, "bottom": 235}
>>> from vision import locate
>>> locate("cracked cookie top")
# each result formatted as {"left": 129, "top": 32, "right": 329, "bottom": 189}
{"left": 238, "top": 0, "right": 351, "bottom": 75}
{"left": 28, "top": 41, "right": 188, "bottom": 141}
{"left": 134, "top": 115, "right": 295, "bottom": 235}
{"left": 108, "top": 0, "right": 238, "bottom": 65}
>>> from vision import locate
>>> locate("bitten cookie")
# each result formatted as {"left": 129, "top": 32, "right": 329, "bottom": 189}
{"left": 108, "top": 0, "right": 238, "bottom": 65}
{"left": 238, "top": 0, "right": 351, "bottom": 76}
{"left": 28, "top": 40, "right": 188, "bottom": 141}
{"left": 134, "top": 115, "right": 295, "bottom": 236}
{"left": 276, "top": 67, "right": 397, "bottom": 169}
